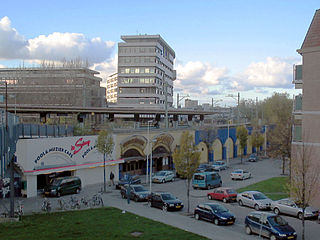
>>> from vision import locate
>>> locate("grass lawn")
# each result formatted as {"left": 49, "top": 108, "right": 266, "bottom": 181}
{"left": 0, "top": 207, "right": 208, "bottom": 240}
{"left": 236, "top": 176, "right": 289, "bottom": 200}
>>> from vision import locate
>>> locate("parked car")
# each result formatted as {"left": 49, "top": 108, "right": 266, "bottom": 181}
{"left": 152, "top": 170, "right": 175, "bottom": 183}
{"left": 245, "top": 211, "right": 297, "bottom": 240}
{"left": 44, "top": 176, "right": 81, "bottom": 197}
{"left": 271, "top": 198, "right": 319, "bottom": 219}
{"left": 207, "top": 187, "right": 237, "bottom": 203}
{"left": 231, "top": 169, "right": 251, "bottom": 180}
{"left": 120, "top": 184, "right": 151, "bottom": 202}
{"left": 212, "top": 161, "right": 228, "bottom": 171}
{"left": 196, "top": 164, "right": 215, "bottom": 173}
{"left": 192, "top": 172, "right": 222, "bottom": 189}
{"left": 194, "top": 203, "right": 235, "bottom": 225}
{"left": 148, "top": 192, "right": 183, "bottom": 211}
{"left": 116, "top": 174, "right": 141, "bottom": 189}
{"left": 237, "top": 191, "right": 272, "bottom": 210}
{"left": 248, "top": 153, "right": 258, "bottom": 162}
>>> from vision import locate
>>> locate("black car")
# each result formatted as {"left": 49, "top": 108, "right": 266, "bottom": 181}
{"left": 245, "top": 211, "right": 297, "bottom": 240}
{"left": 194, "top": 203, "right": 235, "bottom": 225}
{"left": 196, "top": 164, "right": 215, "bottom": 173}
{"left": 116, "top": 174, "right": 141, "bottom": 189}
{"left": 148, "top": 192, "right": 184, "bottom": 211}
{"left": 120, "top": 184, "right": 151, "bottom": 202}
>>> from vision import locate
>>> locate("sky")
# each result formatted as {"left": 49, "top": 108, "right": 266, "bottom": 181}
{"left": 0, "top": 0, "right": 319, "bottom": 106}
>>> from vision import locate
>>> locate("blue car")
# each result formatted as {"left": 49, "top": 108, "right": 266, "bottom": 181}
{"left": 194, "top": 203, "right": 235, "bottom": 225}
{"left": 245, "top": 211, "right": 297, "bottom": 240}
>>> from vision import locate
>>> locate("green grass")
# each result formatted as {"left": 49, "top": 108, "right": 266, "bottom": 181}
{"left": 0, "top": 207, "right": 208, "bottom": 240}
{"left": 237, "top": 177, "right": 289, "bottom": 200}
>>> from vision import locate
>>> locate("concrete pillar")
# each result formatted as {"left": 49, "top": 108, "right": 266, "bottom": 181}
{"left": 26, "top": 175, "right": 37, "bottom": 198}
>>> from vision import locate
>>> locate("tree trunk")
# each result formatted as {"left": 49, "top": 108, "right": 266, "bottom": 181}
{"left": 282, "top": 156, "right": 285, "bottom": 175}
{"left": 302, "top": 208, "right": 305, "bottom": 240}
{"left": 187, "top": 179, "right": 190, "bottom": 213}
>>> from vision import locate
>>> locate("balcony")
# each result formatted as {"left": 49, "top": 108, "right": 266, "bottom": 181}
{"left": 293, "top": 64, "right": 303, "bottom": 89}
{"left": 293, "top": 94, "right": 302, "bottom": 119}
{"left": 292, "top": 125, "right": 302, "bottom": 142}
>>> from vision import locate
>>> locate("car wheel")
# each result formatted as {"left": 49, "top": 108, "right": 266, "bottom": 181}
{"left": 195, "top": 213, "right": 200, "bottom": 220}
{"left": 245, "top": 225, "right": 252, "bottom": 235}
{"left": 214, "top": 218, "right": 219, "bottom": 225}
{"left": 298, "top": 212, "right": 303, "bottom": 220}
{"left": 76, "top": 188, "right": 80, "bottom": 194}
{"left": 231, "top": 178, "right": 235, "bottom": 181}
{"left": 162, "top": 204, "right": 168, "bottom": 212}
{"left": 219, "top": 181, "right": 222, "bottom": 187}
{"left": 148, "top": 201, "right": 152, "bottom": 207}
{"left": 162, "top": 179, "right": 165, "bottom": 183}
{"left": 223, "top": 198, "right": 227, "bottom": 203}
{"left": 270, "top": 235, "right": 277, "bottom": 240}
{"left": 134, "top": 196, "right": 139, "bottom": 202}
{"left": 208, "top": 195, "right": 212, "bottom": 200}
{"left": 57, "top": 192, "right": 61, "bottom": 197}
{"left": 172, "top": 178, "right": 175, "bottom": 182}
{"left": 238, "top": 200, "right": 243, "bottom": 206}
{"left": 207, "top": 185, "right": 211, "bottom": 190}
{"left": 274, "top": 208, "right": 280, "bottom": 215}
{"left": 254, "top": 204, "right": 260, "bottom": 211}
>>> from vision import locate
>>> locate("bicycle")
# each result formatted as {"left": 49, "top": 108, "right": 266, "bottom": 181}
{"left": 80, "top": 196, "right": 91, "bottom": 208}
{"left": 57, "top": 197, "right": 70, "bottom": 211}
{"left": 41, "top": 198, "right": 51, "bottom": 213}
{"left": 91, "top": 192, "right": 104, "bottom": 207}
{"left": 16, "top": 200, "right": 24, "bottom": 218}
{"left": 69, "top": 196, "right": 80, "bottom": 209}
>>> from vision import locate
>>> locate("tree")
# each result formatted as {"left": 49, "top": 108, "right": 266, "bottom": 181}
{"left": 173, "top": 131, "right": 201, "bottom": 213}
{"left": 96, "top": 129, "right": 114, "bottom": 192}
{"left": 262, "top": 93, "right": 293, "bottom": 175}
{"left": 236, "top": 126, "right": 248, "bottom": 163}
{"left": 287, "top": 142, "right": 319, "bottom": 240}
{"left": 251, "top": 131, "right": 264, "bottom": 154}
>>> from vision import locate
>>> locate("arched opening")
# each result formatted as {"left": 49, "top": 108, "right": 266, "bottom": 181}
{"left": 197, "top": 142, "right": 208, "bottom": 163}
{"left": 152, "top": 146, "right": 172, "bottom": 172}
{"left": 121, "top": 148, "right": 145, "bottom": 176}
{"left": 212, "top": 139, "right": 222, "bottom": 161}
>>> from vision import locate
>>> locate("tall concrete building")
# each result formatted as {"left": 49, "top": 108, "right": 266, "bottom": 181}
{"left": 116, "top": 34, "right": 176, "bottom": 108}
{"left": 106, "top": 72, "right": 118, "bottom": 103}
{"left": 292, "top": 9, "right": 320, "bottom": 207}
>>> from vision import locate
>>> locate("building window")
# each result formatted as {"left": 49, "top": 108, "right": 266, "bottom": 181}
{"left": 125, "top": 68, "right": 130, "bottom": 74}
{"left": 145, "top": 68, "right": 150, "bottom": 73}
{"left": 135, "top": 68, "right": 140, "bottom": 73}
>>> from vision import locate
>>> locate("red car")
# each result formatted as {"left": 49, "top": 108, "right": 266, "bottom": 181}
{"left": 207, "top": 187, "right": 237, "bottom": 203}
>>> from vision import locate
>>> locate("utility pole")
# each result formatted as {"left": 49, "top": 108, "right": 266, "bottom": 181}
{"left": 237, "top": 92, "right": 240, "bottom": 123}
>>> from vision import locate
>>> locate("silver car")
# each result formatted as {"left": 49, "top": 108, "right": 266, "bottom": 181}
{"left": 212, "top": 161, "right": 228, "bottom": 171}
{"left": 152, "top": 170, "right": 175, "bottom": 183}
{"left": 271, "top": 198, "right": 319, "bottom": 219}
{"left": 237, "top": 191, "right": 273, "bottom": 210}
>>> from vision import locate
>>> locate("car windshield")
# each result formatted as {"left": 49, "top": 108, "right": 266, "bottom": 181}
{"left": 194, "top": 175, "right": 205, "bottom": 180}
{"left": 268, "top": 216, "right": 288, "bottom": 226}
{"left": 161, "top": 193, "right": 176, "bottom": 200}
{"left": 226, "top": 189, "right": 237, "bottom": 194}
{"left": 155, "top": 172, "right": 166, "bottom": 176}
{"left": 133, "top": 186, "right": 146, "bottom": 192}
{"left": 122, "top": 174, "right": 131, "bottom": 180}
{"left": 253, "top": 193, "right": 267, "bottom": 200}
{"left": 233, "top": 171, "right": 242, "bottom": 174}
{"left": 50, "top": 179, "right": 61, "bottom": 186}
{"left": 210, "top": 204, "right": 228, "bottom": 213}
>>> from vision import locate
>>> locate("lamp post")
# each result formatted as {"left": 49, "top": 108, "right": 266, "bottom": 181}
{"left": 146, "top": 121, "right": 150, "bottom": 184}
{"left": 147, "top": 120, "right": 154, "bottom": 192}
{"left": 227, "top": 120, "right": 230, "bottom": 167}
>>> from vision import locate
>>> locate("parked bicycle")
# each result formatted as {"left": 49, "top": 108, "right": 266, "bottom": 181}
{"left": 57, "top": 197, "right": 70, "bottom": 211}
{"left": 41, "top": 198, "right": 51, "bottom": 213}
{"left": 69, "top": 196, "right": 80, "bottom": 210}
{"left": 91, "top": 191, "right": 104, "bottom": 207}
{"left": 80, "top": 196, "right": 91, "bottom": 208}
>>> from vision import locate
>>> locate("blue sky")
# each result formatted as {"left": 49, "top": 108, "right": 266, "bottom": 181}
{"left": 1, "top": 1, "right": 319, "bottom": 106}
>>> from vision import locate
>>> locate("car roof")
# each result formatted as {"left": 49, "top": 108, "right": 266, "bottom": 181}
{"left": 233, "top": 169, "right": 244, "bottom": 171}
{"left": 194, "top": 171, "right": 217, "bottom": 175}
{"left": 216, "top": 187, "right": 234, "bottom": 191}
{"left": 249, "top": 211, "right": 276, "bottom": 217}
{"left": 242, "top": 191, "right": 260, "bottom": 194}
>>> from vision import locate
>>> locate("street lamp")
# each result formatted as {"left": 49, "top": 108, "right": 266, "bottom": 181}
{"left": 147, "top": 120, "right": 156, "bottom": 192}
{"left": 227, "top": 120, "right": 231, "bottom": 167}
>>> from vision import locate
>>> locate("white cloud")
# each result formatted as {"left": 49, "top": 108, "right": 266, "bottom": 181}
{"left": 232, "top": 57, "right": 297, "bottom": 91}
{"left": 174, "top": 60, "right": 228, "bottom": 95}
{"left": 0, "top": 16, "right": 28, "bottom": 59}
{"left": 0, "top": 16, "right": 115, "bottom": 64}
{"left": 91, "top": 56, "right": 117, "bottom": 84}
{"left": 27, "top": 32, "right": 115, "bottom": 64}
